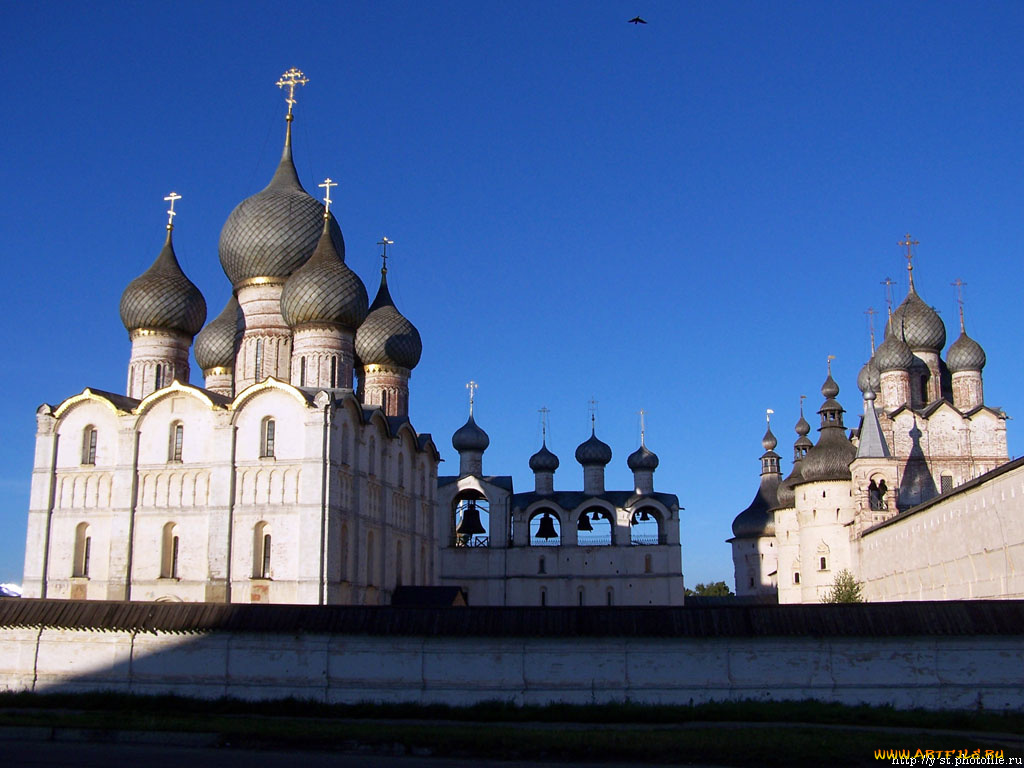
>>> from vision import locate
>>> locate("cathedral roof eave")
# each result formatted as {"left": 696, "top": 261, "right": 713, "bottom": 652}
{"left": 52, "top": 388, "right": 141, "bottom": 419}
{"left": 230, "top": 377, "right": 315, "bottom": 414}
{"left": 135, "top": 380, "right": 232, "bottom": 417}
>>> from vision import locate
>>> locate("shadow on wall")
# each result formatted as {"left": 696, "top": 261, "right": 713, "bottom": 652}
{"left": 3, "top": 598, "right": 1024, "bottom": 710}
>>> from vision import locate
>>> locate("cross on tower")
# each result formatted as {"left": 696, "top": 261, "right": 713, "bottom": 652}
{"left": 881, "top": 277, "right": 896, "bottom": 320}
{"left": 318, "top": 178, "right": 337, "bottom": 216}
{"left": 900, "top": 233, "right": 920, "bottom": 288}
{"left": 378, "top": 236, "right": 394, "bottom": 272}
{"left": 164, "top": 192, "right": 181, "bottom": 230}
{"left": 638, "top": 408, "right": 646, "bottom": 445}
{"left": 588, "top": 397, "right": 598, "bottom": 431}
{"left": 952, "top": 278, "right": 967, "bottom": 331}
{"left": 538, "top": 406, "right": 550, "bottom": 442}
{"left": 864, "top": 307, "right": 878, "bottom": 353}
{"left": 276, "top": 67, "right": 309, "bottom": 120}
{"left": 827, "top": 354, "right": 836, "bottom": 376}
{"left": 466, "top": 380, "right": 478, "bottom": 416}
{"left": 799, "top": 394, "right": 807, "bottom": 414}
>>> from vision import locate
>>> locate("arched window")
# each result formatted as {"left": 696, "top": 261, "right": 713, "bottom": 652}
{"left": 529, "top": 509, "right": 561, "bottom": 547}
{"left": 794, "top": 572, "right": 801, "bottom": 584}
{"left": 330, "top": 357, "right": 337, "bottom": 388}
{"left": 254, "top": 338, "right": 264, "bottom": 381}
{"left": 940, "top": 474, "right": 953, "bottom": 493}
{"left": 630, "top": 507, "right": 663, "bottom": 545}
{"left": 577, "top": 507, "right": 612, "bottom": 546}
{"left": 300, "top": 357, "right": 307, "bottom": 387}
{"left": 155, "top": 363, "right": 163, "bottom": 390}
{"left": 819, "top": 556, "right": 828, "bottom": 571}
{"left": 538, "top": 556, "right": 546, "bottom": 574}
{"left": 368, "top": 437, "right": 376, "bottom": 476}
{"left": 82, "top": 426, "right": 97, "bottom": 465}
{"left": 253, "top": 522, "right": 271, "bottom": 578}
{"left": 161, "top": 522, "right": 179, "bottom": 578}
{"left": 577, "top": 587, "right": 585, "bottom": 606}
{"left": 381, "top": 390, "right": 390, "bottom": 413}
{"left": 168, "top": 422, "right": 184, "bottom": 463}
{"left": 261, "top": 418, "right": 276, "bottom": 458}
{"left": 397, "top": 453, "right": 405, "bottom": 488}
{"left": 540, "top": 588, "right": 547, "bottom": 606}
{"left": 606, "top": 588, "right": 614, "bottom": 606}
{"left": 73, "top": 522, "right": 91, "bottom": 578}
{"left": 453, "top": 494, "right": 489, "bottom": 547}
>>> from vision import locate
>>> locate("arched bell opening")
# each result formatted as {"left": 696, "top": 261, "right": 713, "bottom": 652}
{"left": 529, "top": 508, "right": 561, "bottom": 547}
{"left": 630, "top": 506, "right": 663, "bottom": 545}
{"left": 577, "top": 506, "right": 613, "bottom": 546}
{"left": 867, "top": 475, "right": 889, "bottom": 512}
{"left": 452, "top": 490, "right": 489, "bottom": 547}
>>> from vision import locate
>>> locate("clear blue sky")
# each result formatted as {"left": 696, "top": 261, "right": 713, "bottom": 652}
{"left": 2, "top": 1, "right": 1024, "bottom": 590}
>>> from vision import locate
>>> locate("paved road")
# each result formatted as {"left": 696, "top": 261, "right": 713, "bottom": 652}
{"left": 6, "top": 740, "right": 710, "bottom": 768}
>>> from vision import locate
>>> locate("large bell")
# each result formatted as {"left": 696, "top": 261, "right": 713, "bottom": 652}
{"left": 536, "top": 512, "right": 559, "bottom": 540}
{"left": 456, "top": 501, "right": 486, "bottom": 536}
{"left": 577, "top": 512, "right": 593, "bottom": 532}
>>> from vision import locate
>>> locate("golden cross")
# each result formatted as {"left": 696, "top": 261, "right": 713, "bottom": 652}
{"left": 900, "top": 233, "right": 919, "bottom": 288}
{"left": 318, "top": 178, "right": 337, "bottom": 216}
{"left": 276, "top": 68, "right": 309, "bottom": 120}
{"left": 466, "top": 380, "right": 478, "bottom": 415}
{"left": 638, "top": 408, "right": 646, "bottom": 445}
{"left": 164, "top": 192, "right": 181, "bottom": 230}
{"left": 951, "top": 278, "right": 967, "bottom": 331}
{"left": 377, "top": 236, "right": 394, "bottom": 272}
{"left": 864, "top": 307, "right": 877, "bottom": 353}
{"left": 538, "top": 406, "right": 550, "bottom": 441}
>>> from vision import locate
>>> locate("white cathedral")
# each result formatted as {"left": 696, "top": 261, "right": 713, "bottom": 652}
{"left": 21, "top": 71, "right": 682, "bottom": 607}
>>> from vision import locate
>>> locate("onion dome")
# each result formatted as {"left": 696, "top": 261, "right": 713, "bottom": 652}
{"left": 452, "top": 414, "right": 489, "bottom": 453}
{"left": 857, "top": 357, "right": 881, "bottom": 393}
{"left": 120, "top": 229, "right": 207, "bottom": 336}
{"left": 627, "top": 444, "right": 659, "bottom": 471}
{"left": 795, "top": 411, "right": 811, "bottom": 438}
{"left": 575, "top": 430, "right": 612, "bottom": 466}
{"left": 762, "top": 425, "right": 777, "bottom": 452}
{"left": 219, "top": 128, "right": 344, "bottom": 287}
{"left": 529, "top": 441, "right": 560, "bottom": 472}
{"left": 776, "top": 412, "right": 813, "bottom": 509}
{"left": 889, "top": 289, "right": 946, "bottom": 351}
{"left": 875, "top": 332, "right": 915, "bottom": 372}
{"left": 281, "top": 215, "right": 368, "bottom": 329}
{"left": 194, "top": 296, "right": 241, "bottom": 371}
{"left": 732, "top": 432, "right": 781, "bottom": 538}
{"left": 947, "top": 331, "right": 986, "bottom": 373}
{"left": 800, "top": 374, "right": 856, "bottom": 483}
{"left": 355, "top": 268, "right": 423, "bottom": 370}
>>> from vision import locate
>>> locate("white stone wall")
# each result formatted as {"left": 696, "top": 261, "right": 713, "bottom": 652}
{"left": 794, "top": 480, "right": 856, "bottom": 603}
{"left": 2, "top": 626, "right": 1022, "bottom": 710}
{"left": 859, "top": 460, "right": 1024, "bottom": 601}
{"left": 732, "top": 536, "right": 777, "bottom": 597}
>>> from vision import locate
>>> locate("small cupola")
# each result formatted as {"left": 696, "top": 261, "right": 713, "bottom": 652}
{"left": 452, "top": 381, "right": 489, "bottom": 477}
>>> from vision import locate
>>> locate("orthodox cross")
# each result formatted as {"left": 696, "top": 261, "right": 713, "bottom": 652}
{"left": 538, "top": 406, "right": 550, "bottom": 442}
{"left": 318, "top": 178, "right": 337, "bottom": 216}
{"left": 952, "top": 278, "right": 967, "bottom": 331}
{"left": 378, "top": 236, "right": 394, "bottom": 272}
{"left": 276, "top": 67, "right": 309, "bottom": 120}
{"left": 466, "top": 380, "right": 478, "bottom": 416}
{"left": 864, "top": 307, "right": 877, "bottom": 353}
{"left": 588, "top": 397, "right": 598, "bottom": 431}
{"left": 638, "top": 408, "right": 646, "bottom": 446}
{"left": 881, "top": 277, "right": 896, "bottom": 320}
{"left": 164, "top": 192, "right": 181, "bottom": 230}
{"left": 900, "top": 233, "right": 919, "bottom": 288}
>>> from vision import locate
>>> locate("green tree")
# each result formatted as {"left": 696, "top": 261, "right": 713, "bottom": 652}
{"left": 821, "top": 569, "right": 863, "bottom": 603}
{"left": 684, "top": 581, "right": 734, "bottom": 597}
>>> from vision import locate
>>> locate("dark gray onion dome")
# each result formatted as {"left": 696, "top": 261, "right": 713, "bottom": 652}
{"left": 947, "top": 331, "right": 986, "bottom": 372}
{"left": 762, "top": 425, "right": 777, "bottom": 452}
{"left": 800, "top": 375, "right": 856, "bottom": 483}
{"left": 732, "top": 480, "right": 778, "bottom": 538}
{"left": 821, "top": 373, "right": 839, "bottom": 399}
{"left": 452, "top": 414, "right": 489, "bottom": 453}
{"left": 875, "top": 332, "right": 915, "bottom": 372}
{"left": 775, "top": 463, "right": 801, "bottom": 509}
{"left": 355, "top": 269, "right": 423, "bottom": 370}
{"left": 889, "top": 288, "right": 946, "bottom": 351}
{"left": 529, "top": 441, "right": 560, "bottom": 472}
{"left": 218, "top": 132, "right": 344, "bottom": 287}
{"left": 194, "top": 295, "right": 242, "bottom": 370}
{"left": 575, "top": 430, "right": 612, "bottom": 466}
{"left": 281, "top": 215, "right": 368, "bottom": 330}
{"left": 120, "top": 230, "right": 207, "bottom": 336}
{"left": 627, "top": 444, "right": 659, "bottom": 471}
{"left": 795, "top": 412, "right": 811, "bottom": 437}
{"left": 858, "top": 357, "right": 881, "bottom": 393}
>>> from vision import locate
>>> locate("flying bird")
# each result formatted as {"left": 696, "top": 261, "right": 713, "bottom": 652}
{"left": 629, "top": 16, "right": 647, "bottom": 24}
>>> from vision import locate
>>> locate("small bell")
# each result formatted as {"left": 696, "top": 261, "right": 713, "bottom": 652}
{"left": 535, "top": 512, "right": 558, "bottom": 540}
{"left": 577, "top": 512, "right": 593, "bottom": 532}
{"left": 639, "top": 509, "right": 651, "bottom": 522}
{"left": 456, "top": 500, "right": 486, "bottom": 536}
{"left": 592, "top": 510, "right": 603, "bottom": 521}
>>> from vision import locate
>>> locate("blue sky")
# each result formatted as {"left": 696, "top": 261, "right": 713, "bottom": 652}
{"left": 2, "top": 1, "right": 1024, "bottom": 590}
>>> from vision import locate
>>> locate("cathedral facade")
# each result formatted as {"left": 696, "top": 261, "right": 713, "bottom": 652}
{"left": 22, "top": 71, "right": 439, "bottom": 605}
{"left": 730, "top": 255, "right": 1012, "bottom": 602}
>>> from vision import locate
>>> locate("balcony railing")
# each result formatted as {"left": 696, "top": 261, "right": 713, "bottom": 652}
{"left": 452, "top": 534, "right": 489, "bottom": 548}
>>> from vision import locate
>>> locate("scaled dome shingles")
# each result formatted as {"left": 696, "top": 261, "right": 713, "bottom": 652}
{"left": 452, "top": 415, "right": 490, "bottom": 452}
{"left": 195, "top": 295, "right": 242, "bottom": 371}
{"left": 575, "top": 432, "right": 612, "bottom": 466}
{"left": 627, "top": 444, "right": 659, "bottom": 471}
{"left": 947, "top": 331, "right": 986, "bottom": 372}
{"left": 120, "top": 232, "right": 207, "bottom": 336}
{"left": 355, "top": 273, "right": 422, "bottom": 370}
{"left": 218, "top": 143, "right": 343, "bottom": 287}
{"left": 889, "top": 290, "right": 946, "bottom": 352}
{"left": 529, "top": 442, "right": 560, "bottom": 472}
